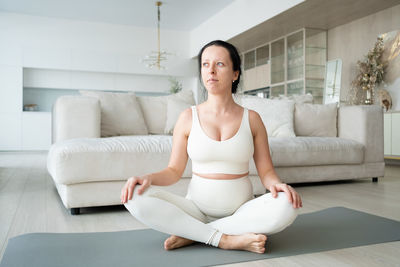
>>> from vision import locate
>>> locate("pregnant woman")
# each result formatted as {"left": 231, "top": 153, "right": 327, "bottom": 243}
{"left": 121, "top": 40, "right": 302, "bottom": 254}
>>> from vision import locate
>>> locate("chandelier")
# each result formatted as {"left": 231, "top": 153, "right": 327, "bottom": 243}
{"left": 142, "top": 1, "right": 172, "bottom": 70}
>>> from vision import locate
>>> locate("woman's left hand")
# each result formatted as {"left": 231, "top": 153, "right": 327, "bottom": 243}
{"left": 268, "top": 183, "right": 302, "bottom": 209}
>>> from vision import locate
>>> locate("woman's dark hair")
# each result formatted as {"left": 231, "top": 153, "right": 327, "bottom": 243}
{"left": 197, "top": 40, "right": 242, "bottom": 94}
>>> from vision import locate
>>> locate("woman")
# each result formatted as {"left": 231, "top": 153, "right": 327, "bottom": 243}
{"left": 121, "top": 40, "right": 302, "bottom": 254}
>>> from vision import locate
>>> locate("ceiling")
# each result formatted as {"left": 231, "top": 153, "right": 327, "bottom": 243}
{"left": 229, "top": 0, "right": 400, "bottom": 52}
{"left": 0, "top": 0, "right": 235, "bottom": 31}
{"left": 2, "top": 0, "right": 399, "bottom": 46}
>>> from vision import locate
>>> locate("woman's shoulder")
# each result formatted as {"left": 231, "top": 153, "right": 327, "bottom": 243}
{"left": 179, "top": 106, "right": 193, "bottom": 120}
{"left": 247, "top": 108, "right": 262, "bottom": 121}
{"left": 247, "top": 109, "right": 264, "bottom": 135}
{"left": 173, "top": 106, "right": 193, "bottom": 136}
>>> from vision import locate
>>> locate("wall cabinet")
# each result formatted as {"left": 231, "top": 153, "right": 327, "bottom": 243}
{"left": 384, "top": 112, "right": 400, "bottom": 157}
{"left": 241, "top": 28, "right": 327, "bottom": 103}
{"left": 22, "top": 112, "right": 52, "bottom": 150}
{"left": 0, "top": 65, "right": 23, "bottom": 113}
{"left": 0, "top": 113, "right": 22, "bottom": 150}
{"left": 0, "top": 65, "right": 23, "bottom": 150}
{"left": 243, "top": 45, "right": 270, "bottom": 93}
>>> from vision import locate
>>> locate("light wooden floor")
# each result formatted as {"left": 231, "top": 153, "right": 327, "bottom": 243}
{"left": 1, "top": 152, "right": 399, "bottom": 266}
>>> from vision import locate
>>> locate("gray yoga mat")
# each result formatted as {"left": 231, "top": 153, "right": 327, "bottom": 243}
{"left": 1, "top": 207, "right": 400, "bottom": 267}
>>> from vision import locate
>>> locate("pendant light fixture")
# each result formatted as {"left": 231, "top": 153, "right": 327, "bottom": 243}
{"left": 142, "top": 1, "right": 172, "bottom": 70}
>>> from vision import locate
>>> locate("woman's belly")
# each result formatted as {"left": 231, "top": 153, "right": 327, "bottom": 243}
{"left": 186, "top": 174, "right": 254, "bottom": 218}
{"left": 192, "top": 171, "right": 249, "bottom": 180}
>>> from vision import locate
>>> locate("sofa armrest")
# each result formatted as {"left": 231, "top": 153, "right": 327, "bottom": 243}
{"left": 338, "top": 105, "right": 384, "bottom": 163}
{"left": 52, "top": 96, "right": 101, "bottom": 143}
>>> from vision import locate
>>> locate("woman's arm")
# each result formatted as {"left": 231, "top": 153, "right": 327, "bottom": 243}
{"left": 121, "top": 107, "right": 192, "bottom": 203}
{"left": 249, "top": 110, "right": 302, "bottom": 208}
{"left": 249, "top": 110, "right": 281, "bottom": 188}
{"left": 149, "top": 107, "right": 192, "bottom": 186}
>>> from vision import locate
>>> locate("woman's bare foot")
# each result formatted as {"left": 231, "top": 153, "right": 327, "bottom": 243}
{"left": 218, "top": 233, "right": 267, "bottom": 254}
{"left": 164, "top": 235, "right": 195, "bottom": 250}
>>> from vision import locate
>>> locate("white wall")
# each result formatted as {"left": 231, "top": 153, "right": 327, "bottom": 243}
{"left": 0, "top": 12, "right": 195, "bottom": 77}
{"left": 189, "top": 0, "right": 304, "bottom": 57}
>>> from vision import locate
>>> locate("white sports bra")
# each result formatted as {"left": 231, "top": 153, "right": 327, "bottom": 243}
{"left": 187, "top": 106, "right": 254, "bottom": 175}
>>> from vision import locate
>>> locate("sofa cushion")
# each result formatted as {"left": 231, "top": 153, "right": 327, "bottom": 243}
{"left": 267, "top": 137, "right": 364, "bottom": 167}
{"left": 137, "top": 90, "right": 195, "bottom": 134}
{"left": 295, "top": 103, "right": 338, "bottom": 137}
{"left": 164, "top": 98, "right": 192, "bottom": 135}
{"left": 239, "top": 97, "right": 296, "bottom": 138}
{"left": 79, "top": 90, "right": 148, "bottom": 137}
{"left": 53, "top": 96, "right": 101, "bottom": 142}
{"left": 47, "top": 135, "right": 192, "bottom": 185}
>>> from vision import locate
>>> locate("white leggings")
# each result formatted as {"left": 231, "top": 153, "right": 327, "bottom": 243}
{"left": 124, "top": 174, "right": 298, "bottom": 247}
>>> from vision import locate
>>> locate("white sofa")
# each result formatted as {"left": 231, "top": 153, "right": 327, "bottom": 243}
{"left": 47, "top": 90, "right": 384, "bottom": 215}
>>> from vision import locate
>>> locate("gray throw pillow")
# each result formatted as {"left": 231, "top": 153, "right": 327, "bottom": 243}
{"left": 294, "top": 103, "right": 338, "bottom": 137}
{"left": 80, "top": 90, "right": 148, "bottom": 137}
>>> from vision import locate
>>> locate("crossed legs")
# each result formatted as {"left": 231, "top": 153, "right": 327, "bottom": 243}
{"left": 124, "top": 185, "right": 298, "bottom": 253}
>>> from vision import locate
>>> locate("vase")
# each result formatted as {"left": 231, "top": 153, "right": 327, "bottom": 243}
{"left": 364, "top": 88, "right": 372, "bottom": 105}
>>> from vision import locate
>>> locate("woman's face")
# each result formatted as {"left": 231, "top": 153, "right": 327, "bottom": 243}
{"left": 201, "top": 45, "right": 239, "bottom": 95}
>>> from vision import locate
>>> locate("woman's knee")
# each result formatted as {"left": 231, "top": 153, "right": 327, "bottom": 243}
{"left": 252, "top": 192, "right": 298, "bottom": 232}
{"left": 124, "top": 185, "right": 156, "bottom": 216}
{"left": 268, "top": 192, "right": 298, "bottom": 231}
{"left": 272, "top": 192, "right": 298, "bottom": 216}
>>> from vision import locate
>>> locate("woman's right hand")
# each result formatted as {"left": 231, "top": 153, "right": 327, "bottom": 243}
{"left": 120, "top": 176, "right": 152, "bottom": 204}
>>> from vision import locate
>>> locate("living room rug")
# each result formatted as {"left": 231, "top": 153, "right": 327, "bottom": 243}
{"left": 1, "top": 207, "right": 400, "bottom": 267}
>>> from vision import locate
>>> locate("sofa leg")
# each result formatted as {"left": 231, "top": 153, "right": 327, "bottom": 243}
{"left": 372, "top": 177, "right": 378, "bottom": 183}
{"left": 70, "top": 208, "right": 80, "bottom": 215}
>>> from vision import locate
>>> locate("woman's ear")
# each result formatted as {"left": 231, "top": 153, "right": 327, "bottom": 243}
{"left": 233, "top": 70, "right": 239, "bottom": 81}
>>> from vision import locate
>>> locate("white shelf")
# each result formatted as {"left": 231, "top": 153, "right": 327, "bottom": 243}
{"left": 241, "top": 28, "right": 326, "bottom": 102}
{"left": 23, "top": 87, "right": 80, "bottom": 112}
